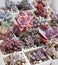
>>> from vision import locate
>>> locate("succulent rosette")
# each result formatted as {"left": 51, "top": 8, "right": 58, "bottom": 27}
{"left": 5, "top": 0, "right": 18, "bottom": 11}
{"left": 14, "top": 11, "right": 34, "bottom": 31}
{"left": 0, "top": 9, "right": 15, "bottom": 26}
{"left": 25, "top": 48, "right": 49, "bottom": 64}
{"left": 0, "top": 38, "right": 23, "bottom": 54}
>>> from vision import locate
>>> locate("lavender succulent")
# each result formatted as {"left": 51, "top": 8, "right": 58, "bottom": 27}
{"left": 19, "top": 28, "right": 42, "bottom": 48}
{"left": 26, "top": 48, "right": 48, "bottom": 64}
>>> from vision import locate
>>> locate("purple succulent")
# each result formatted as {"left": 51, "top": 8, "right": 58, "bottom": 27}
{"left": 0, "top": 38, "right": 23, "bottom": 54}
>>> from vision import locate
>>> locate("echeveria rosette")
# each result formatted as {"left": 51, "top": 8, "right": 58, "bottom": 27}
{"left": 14, "top": 11, "right": 34, "bottom": 31}
{"left": 5, "top": 0, "right": 18, "bottom": 12}
{"left": 0, "top": 9, "right": 15, "bottom": 26}
{"left": 0, "top": 38, "right": 23, "bottom": 54}
{"left": 26, "top": 48, "right": 48, "bottom": 64}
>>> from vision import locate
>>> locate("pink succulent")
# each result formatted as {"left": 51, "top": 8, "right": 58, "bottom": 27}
{"left": 14, "top": 11, "right": 34, "bottom": 31}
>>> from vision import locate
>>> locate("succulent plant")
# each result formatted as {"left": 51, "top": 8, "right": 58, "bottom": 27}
{"left": 26, "top": 48, "right": 48, "bottom": 64}
{"left": 5, "top": 0, "right": 18, "bottom": 11}
{"left": 19, "top": 28, "right": 42, "bottom": 48}
{"left": 14, "top": 11, "right": 34, "bottom": 31}
{"left": 36, "top": 0, "right": 46, "bottom": 17}
{"left": 16, "top": 0, "right": 32, "bottom": 10}
{"left": 0, "top": 38, "right": 23, "bottom": 54}
{"left": 4, "top": 53, "right": 26, "bottom": 65}
{"left": 0, "top": 9, "right": 15, "bottom": 26}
